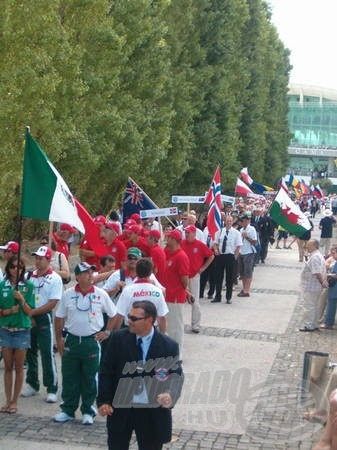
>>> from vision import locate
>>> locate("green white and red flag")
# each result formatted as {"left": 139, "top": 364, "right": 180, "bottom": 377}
{"left": 269, "top": 187, "right": 311, "bottom": 237}
{"left": 21, "top": 128, "right": 84, "bottom": 233}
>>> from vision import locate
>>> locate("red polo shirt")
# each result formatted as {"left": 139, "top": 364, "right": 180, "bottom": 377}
{"left": 150, "top": 244, "right": 167, "bottom": 286}
{"left": 163, "top": 247, "right": 189, "bottom": 303}
{"left": 181, "top": 239, "right": 213, "bottom": 278}
{"left": 101, "top": 240, "right": 127, "bottom": 270}
{"left": 124, "top": 236, "right": 151, "bottom": 257}
{"left": 53, "top": 233, "right": 69, "bottom": 260}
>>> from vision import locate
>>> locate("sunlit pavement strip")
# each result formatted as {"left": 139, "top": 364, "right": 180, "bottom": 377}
{"left": 0, "top": 219, "right": 335, "bottom": 449}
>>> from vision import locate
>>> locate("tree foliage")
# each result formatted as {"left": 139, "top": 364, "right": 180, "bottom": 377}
{"left": 0, "top": 0, "right": 291, "bottom": 238}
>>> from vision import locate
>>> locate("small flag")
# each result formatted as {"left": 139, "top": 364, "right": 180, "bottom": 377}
{"left": 313, "top": 185, "right": 323, "bottom": 199}
{"left": 205, "top": 166, "right": 222, "bottom": 239}
{"left": 277, "top": 177, "right": 289, "bottom": 193}
{"left": 235, "top": 178, "right": 254, "bottom": 196}
{"left": 240, "top": 167, "right": 253, "bottom": 185}
{"left": 269, "top": 188, "right": 311, "bottom": 237}
{"left": 251, "top": 181, "right": 274, "bottom": 194}
{"left": 300, "top": 179, "right": 311, "bottom": 195}
{"left": 21, "top": 129, "right": 84, "bottom": 233}
{"left": 123, "top": 178, "right": 157, "bottom": 222}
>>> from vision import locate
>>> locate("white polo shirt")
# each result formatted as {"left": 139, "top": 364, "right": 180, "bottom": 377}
{"left": 240, "top": 224, "right": 258, "bottom": 255}
{"left": 215, "top": 227, "right": 242, "bottom": 255}
{"left": 30, "top": 268, "right": 63, "bottom": 308}
{"left": 117, "top": 280, "right": 168, "bottom": 320}
{"left": 56, "top": 284, "right": 116, "bottom": 336}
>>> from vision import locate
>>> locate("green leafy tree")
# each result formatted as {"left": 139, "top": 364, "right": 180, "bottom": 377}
{"left": 181, "top": 0, "right": 250, "bottom": 195}
{"left": 0, "top": 0, "right": 86, "bottom": 237}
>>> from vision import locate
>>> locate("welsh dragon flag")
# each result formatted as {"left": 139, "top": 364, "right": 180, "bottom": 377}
{"left": 269, "top": 187, "right": 311, "bottom": 237}
{"left": 21, "top": 128, "right": 84, "bottom": 233}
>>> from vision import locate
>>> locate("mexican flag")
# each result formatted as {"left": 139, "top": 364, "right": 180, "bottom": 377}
{"left": 269, "top": 187, "right": 311, "bottom": 237}
{"left": 20, "top": 128, "right": 84, "bottom": 233}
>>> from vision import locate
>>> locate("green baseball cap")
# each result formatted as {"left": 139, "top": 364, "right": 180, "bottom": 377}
{"left": 127, "top": 247, "right": 142, "bottom": 258}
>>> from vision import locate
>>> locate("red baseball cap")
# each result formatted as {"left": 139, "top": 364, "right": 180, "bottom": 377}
{"left": 149, "top": 230, "right": 161, "bottom": 240}
{"left": 60, "top": 223, "right": 77, "bottom": 233}
{"left": 129, "top": 225, "right": 141, "bottom": 234}
{"left": 165, "top": 229, "right": 182, "bottom": 242}
{"left": 184, "top": 225, "right": 197, "bottom": 233}
{"left": 0, "top": 241, "right": 19, "bottom": 253}
{"left": 125, "top": 219, "right": 137, "bottom": 228}
{"left": 105, "top": 222, "right": 120, "bottom": 234}
{"left": 31, "top": 246, "right": 53, "bottom": 260}
{"left": 130, "top": 213, "right": 141, "bottom": 222}
{"left": 94, "top": 215, "right": 106, "bottom": 225}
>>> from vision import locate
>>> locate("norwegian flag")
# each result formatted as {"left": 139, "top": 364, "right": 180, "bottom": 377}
{"left": 123, "top": 177, "right": 156, "bottom": 222}
{"left": 205, "top": 166, "right": 222, "bottom": 239}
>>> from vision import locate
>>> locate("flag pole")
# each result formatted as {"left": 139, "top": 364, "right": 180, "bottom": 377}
{"left": 16, "top": 126, "right": 30, "bottom": 288}
{"left": 48, "top": 222, "right": 54, "bottom": 247}
{"left": 128, "top": 177, "right": 176, "bottom": 228}
{"left": 15, "top": 217, "right": 24, "bottom": 289}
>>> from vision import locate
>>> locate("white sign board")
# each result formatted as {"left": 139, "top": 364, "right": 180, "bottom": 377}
{"left": 140, "top": 207, "right": 178, "bottom": 219}
{"left": 171, "top": 195, "right": 206, "bottom": 203}
{"left": 171, "top": 194, "right": 235, "bottom": 204}
{"left": 221, "top": 195, "right": 235, "bottom": 204}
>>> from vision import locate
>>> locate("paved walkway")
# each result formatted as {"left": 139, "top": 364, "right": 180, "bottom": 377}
{"left": 0, "top": 218, "right": 335, "bottom": 449}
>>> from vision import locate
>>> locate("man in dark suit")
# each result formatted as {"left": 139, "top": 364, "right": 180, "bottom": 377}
{"left": 97, "top": 301, "right": 183, "bottom": 450}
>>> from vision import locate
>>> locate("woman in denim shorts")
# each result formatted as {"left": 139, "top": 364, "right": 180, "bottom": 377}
{"left": 0, "top": 256, "right": 35, "bottom": 414}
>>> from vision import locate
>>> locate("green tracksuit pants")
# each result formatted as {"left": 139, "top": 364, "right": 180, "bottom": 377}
{"left": 60, "top": 333, "right": 100, "bottom": 417}
{"left": 26, "top": 313, "right": 58, "bottom": 393}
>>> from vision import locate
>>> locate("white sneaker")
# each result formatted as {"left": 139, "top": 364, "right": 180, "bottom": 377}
{"left": 82, "top": 414, "right": 94, "bottom": 425}
{"left": 46, "top": 393, "right": 57, "bottom": 403}
{"left": 21, "top": 385, "right": 39, "bottom": 397}
{"left": 54, "top": 412, "right": 74, "bottom": 423}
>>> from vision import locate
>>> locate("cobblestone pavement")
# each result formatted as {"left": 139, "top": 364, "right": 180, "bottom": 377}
{"left": 1, "top": 234, "right": 335, "bottom": 449}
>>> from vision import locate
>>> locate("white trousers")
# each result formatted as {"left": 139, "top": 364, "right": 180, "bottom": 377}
{"left": 166, "top": 302, "right": 184, "bottom": 355}
{"left": 189, "top": 274, "right": 201, "bottom": 330}
{"left": 303, "top": 290, "right": 322, "bottom": 330}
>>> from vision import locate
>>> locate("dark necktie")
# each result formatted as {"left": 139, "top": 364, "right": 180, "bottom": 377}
{"left": 135, "top": 337, "right": 145, "bottom": 395}
{"left": 206, "top": 234, "right": 211, "bottom": 247}
{"left": 222, "top": 230, "right": 229, "bottom": 253}
{"left": 137, "top": 337, "right": 143, "bottom": 361}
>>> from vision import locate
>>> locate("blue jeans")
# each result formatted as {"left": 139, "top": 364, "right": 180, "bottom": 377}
{"left": 325, "top": 296, "right": 337, "bottom": 326}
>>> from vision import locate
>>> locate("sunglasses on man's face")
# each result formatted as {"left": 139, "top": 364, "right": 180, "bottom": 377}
{"left": 127, "top": 314, "right": 149, "bottom": 322}
{"left": 127, "top": 256, "right": 138, "bottom": 261}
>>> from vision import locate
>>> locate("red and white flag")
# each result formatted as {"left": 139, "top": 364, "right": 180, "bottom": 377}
{"left": 240, "top": 167, "right": 253, "bottom": 186}
{"left": 205, "top": 166, "right": 222, "bottom": 239}
{"left": 235, "top": 178, "right": 254, "bottom": 196}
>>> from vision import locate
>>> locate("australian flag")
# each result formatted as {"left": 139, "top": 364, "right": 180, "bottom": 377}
{"left": 123, "top": 178, "right": 156, "bottom": 222}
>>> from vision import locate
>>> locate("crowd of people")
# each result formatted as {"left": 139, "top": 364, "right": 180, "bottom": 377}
{"left": 1, "top": 192, "right": 337, "bottom": 448}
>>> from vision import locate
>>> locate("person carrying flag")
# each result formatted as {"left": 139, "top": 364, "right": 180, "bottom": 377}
{"left": 21, "top": 246, "right": 63, "bottom": 403}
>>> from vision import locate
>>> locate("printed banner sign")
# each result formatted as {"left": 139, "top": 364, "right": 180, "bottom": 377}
{"left": 140, "top": 207, "right": 178, "bottom": 219}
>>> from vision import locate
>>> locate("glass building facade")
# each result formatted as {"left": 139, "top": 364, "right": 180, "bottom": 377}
{"left": 288, "top": 84, "right": 337, "bottom": 179}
